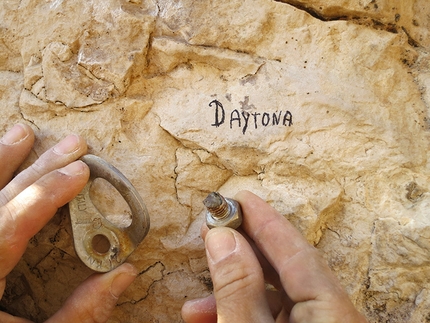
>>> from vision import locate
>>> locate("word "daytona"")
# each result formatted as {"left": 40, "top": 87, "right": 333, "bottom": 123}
{"left": 209, "top": 99, "right": 293, "bottom": 135}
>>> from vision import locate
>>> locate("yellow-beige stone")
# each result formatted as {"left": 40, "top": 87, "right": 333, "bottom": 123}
{"left": 0, "top": 0, "right": 429, "bottom": 322}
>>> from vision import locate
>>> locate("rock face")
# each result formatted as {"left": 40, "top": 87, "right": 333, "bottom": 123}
{"left": 1, "top": 0, "right": 430, "bottom": 322}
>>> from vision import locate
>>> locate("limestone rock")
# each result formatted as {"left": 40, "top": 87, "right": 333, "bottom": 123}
{"left": 277, "top": 0, "right": 430, "bottom": 48}
{"left": 0, "top": 0, "right": 430, "bottom": 322}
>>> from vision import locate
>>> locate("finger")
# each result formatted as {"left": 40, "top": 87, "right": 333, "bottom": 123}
{"left": 0, "top": 124, "right": 35, "bottom": 190}
{"left": 181, "top": 295, "right": 217, "bottom": 323}
{"left": 45, "top": 263, "right": 137, "bottom": 323}
{"left": 1, "top": 134, "right": 87, "bottom": 203}
{"left": 201, "top": 223, "right": 282, "bottom": 290}
{"left": 201, "top": 223, "right": 294, "bottom": 312}
{"left": 289, "top": 298, "right": 369, "bottom": 323}
{"left": 205, "top": 227, "right": 274, "bottom": 323}
{"left": 0, "top": 161, "right": 89, "bottom": 279}
{"left": 235, "top": 190, "right": 351, "bottom": 303}
{"left": 0, "top": 311, "right": 33, "bottom": 323}
{"left": 182, "top": 290, "right": 287, "bottom": 323}
{"left": 266, "top": 290, "right": 285, "bottom": 319}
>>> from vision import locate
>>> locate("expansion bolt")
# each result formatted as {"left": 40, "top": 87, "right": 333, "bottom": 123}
{"left": 203, "top": 192, "right": 243, "bottom": 229}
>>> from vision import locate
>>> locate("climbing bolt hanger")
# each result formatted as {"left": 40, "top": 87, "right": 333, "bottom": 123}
{"left": 69, "top": 155, "right": 150, "bottom": 272}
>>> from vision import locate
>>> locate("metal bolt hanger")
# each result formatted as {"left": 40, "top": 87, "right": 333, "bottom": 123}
{"left": 69, "top": 155, "right": 150, "bottom": 272}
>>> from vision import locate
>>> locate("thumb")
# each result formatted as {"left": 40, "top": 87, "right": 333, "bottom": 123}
{"left": 205, "top": 228, "right": 273, "bottom": 323}
{"left": 45, "top": 263, "right": 137, "bottom": 323}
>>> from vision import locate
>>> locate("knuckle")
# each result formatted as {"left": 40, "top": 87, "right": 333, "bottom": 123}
{"left": 214, "top": 265, "right": 261, "bottom": 300}
{"left": 28, "top": 159, "right": 45, "bottom": 178}
{"left": 0, "top": 191, "right": 8, "bottom": 206}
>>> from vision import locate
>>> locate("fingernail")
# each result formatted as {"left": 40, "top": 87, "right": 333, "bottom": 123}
{"left": 58, "top": 161, "right": 86, "bottom": 176}
{"left": 110, "top": 270, "right": 137, "bottom": 298}
{"left": 0, "top": 124, "right": 29, "bottom": 145}
{"left": 182, "top": 295, "right": 217, "bottom": 321}
{"left": 206, "top": 229, "right": 237, "bottom": 264}
{"left": 53, "top": 134, "right": 80, "bottom": 155}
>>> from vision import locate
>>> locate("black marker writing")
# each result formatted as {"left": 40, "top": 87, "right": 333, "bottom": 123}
{"left": 209, "top": 99, "right": 293, "bottom": 135}
{"left": 209, "top": 100, "right": 225, "bottom": 127}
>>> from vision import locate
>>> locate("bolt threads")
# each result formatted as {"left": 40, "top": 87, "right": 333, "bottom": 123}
{"left": 203, "top": 192, "right": 230, "bottom": 219}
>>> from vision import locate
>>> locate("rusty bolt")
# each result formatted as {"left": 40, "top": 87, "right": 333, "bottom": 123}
{"left": 203, "top": 192, "right": 242, "bottom": 229}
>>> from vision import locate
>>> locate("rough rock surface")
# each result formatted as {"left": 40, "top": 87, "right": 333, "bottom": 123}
{"left": 1, "top": 0, "right": 430, "bottom": 322}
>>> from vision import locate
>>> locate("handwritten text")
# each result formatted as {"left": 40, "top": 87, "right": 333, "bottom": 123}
{"left": 209, "top": 99, "right": 293, "bottom": 135}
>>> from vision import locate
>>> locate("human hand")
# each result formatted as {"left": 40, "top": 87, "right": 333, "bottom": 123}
{"left": 182, "top": 190, "right": 368, "bottom": 323}
{"left": 0, "top": 124, "right": 137, "bottom": 323}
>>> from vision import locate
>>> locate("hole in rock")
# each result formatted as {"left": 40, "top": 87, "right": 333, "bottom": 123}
{"left": 89, "top": 178, "right": 132, "bottom": 228}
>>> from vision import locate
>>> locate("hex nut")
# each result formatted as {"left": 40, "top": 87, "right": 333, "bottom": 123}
{"left": 204, "top": 192, "right": 243, "bottom": 229}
